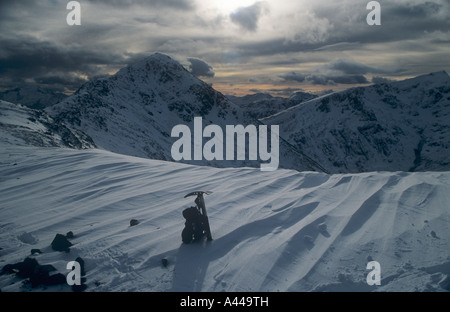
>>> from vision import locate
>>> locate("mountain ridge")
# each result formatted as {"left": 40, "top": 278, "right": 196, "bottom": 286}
{"left": 262, "top": 71, "right": 450, "bottom": 173}
{"left": 0, "top": 86, "right": 68, "bottom": 110}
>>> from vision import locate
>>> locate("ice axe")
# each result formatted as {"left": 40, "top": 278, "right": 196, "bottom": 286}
{"left": 184, "top": 191, "right": 213, "bottom": 241}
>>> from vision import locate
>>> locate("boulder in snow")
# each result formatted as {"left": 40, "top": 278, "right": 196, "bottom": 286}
{"left": 51, "top": 234, "right": 73, "bottom": 252}
{"left": 130, "top": 219, "right": 140, "bottom": 227}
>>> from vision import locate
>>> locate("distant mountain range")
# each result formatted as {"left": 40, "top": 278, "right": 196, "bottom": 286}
{"left": 263, "top": 71, "right": 450, "bottom": 173}
{"left": 1, "top": 53, "right": 449, "bottom": 173}
{"left": 227, "top": 92, "right": 318, "bottom": 121}
{"left": 0, "top": 86, "right": 68, "bottom": 110}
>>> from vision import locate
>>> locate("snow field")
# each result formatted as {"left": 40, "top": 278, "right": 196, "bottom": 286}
{"left": 0, "top": 144, "right": 449, "bottom": 292}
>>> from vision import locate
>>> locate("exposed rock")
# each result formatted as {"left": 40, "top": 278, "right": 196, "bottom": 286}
{"left": 30, "top": 249, "right": 42, "bottom": 255}
{"left": 130, "top": 219, "right": 140, "bottom": 227}
{"left": 51, "top": 233, "right": 73, "bottom": 252}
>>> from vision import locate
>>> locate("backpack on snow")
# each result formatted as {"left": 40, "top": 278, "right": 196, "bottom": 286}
{"left": 181, "top": 206, "right": 207, "bottom": 244}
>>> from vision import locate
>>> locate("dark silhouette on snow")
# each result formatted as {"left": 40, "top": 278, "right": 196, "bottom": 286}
{"left": 181, "top": 206, "right": 208, "bottom": 244}
{"left": 181, "top": 191, "right": 213, "bottom": 243}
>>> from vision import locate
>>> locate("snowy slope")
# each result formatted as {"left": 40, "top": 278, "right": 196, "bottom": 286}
{"left": 0, "top": 100, "right": 95, "bottom": 149}
{"left": 263, "top": 71, "right": 450, "bottom": 174}
{"left": 1, "top": 142, "right": 449, "bottom": 292}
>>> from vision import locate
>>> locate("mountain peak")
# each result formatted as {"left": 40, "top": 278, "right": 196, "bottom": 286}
{"left": 110, "top": 52, "right": 197, "bottom": 89}
{"left": 414, "top": 70, "right": 449, "bottom": 82}
{"left": 121, "top": 53, "right": 188, "bottom": 76}
{"left": 396, "top": 70, "right": 450, "bottom": 88}
{"left": 147, "top": 52, "right": 177, "bottom": 63}
{"left": 429, "top": 70, "right": 448, "bottom": 77}
{"left": 136, "top": 52, "right": 181, "bottom": 67}
{"left": 47, "top": 52, "right": 244, "bottom": 164}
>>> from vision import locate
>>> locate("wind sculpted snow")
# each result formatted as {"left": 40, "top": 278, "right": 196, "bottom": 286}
{"left": 1, "top": 143, "right": 449, "bottom": 292}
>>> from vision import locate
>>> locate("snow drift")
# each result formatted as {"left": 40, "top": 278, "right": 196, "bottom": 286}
{"left": 1, "top": 143, "right": 449, "bottom": 292}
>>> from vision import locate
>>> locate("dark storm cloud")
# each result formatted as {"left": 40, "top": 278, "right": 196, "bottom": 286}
{"left": 186, "top": 58, "right": 215, "bottom": 78}
{"left": 321, "top": 59, "right": 382, "bottom": 75}
{"left": 317, "top": 59, "right": 402, "bottom": 76}
{"left": 314, "top": 0, "right": 449, "bottom": 37}
{"left": 230, "top": 2, "right": 268, "bottom": 32}
{"left": 345, "top": 1, "right": 448, "bottom": 42}
{"left": 279, "top": 72, "right": 306, "bottom": 83}
{"left": 0, "top": 0, "right": 197, "bottom": 90}
{"left": 388, "top": 1, "right": 442, "bottom": 19}
{"left": 279, "top": 59, "right": 390, "bottom": 85}
{"left": 86, "top": 0, "right": 194, "bottom": 10}
{"left": 233, "top": 0, "right": 449, "bottom": 58}
{"left": 279, "top": 72, "right": 333, "bottom": 85}
{"left": 0, "top": 34, "right": 129, "bottom": 89}
{"left": 234, "top": 38, "right": 328, "bottom": 59}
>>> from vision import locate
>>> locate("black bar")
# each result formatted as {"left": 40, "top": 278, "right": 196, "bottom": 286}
{"left": 0, "top": 291, "right": 446, "bottom": 310}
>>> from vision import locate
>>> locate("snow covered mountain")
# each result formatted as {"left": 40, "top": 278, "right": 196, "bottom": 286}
{"left": 0, "top": 100, "right": 95, "bottom": 149}
{"left": 1, "top": 142, "right": 449, "bottom": 292}
{"left": 45, "top": 53, "right": 450, "bottom": 174}
{"left": 0, "top": 86, "right": 68, "bottom": 110}
{"left": 227, "top": 92, "right": 318, "bottom": 121}
{"left": 47, "top": 53, "right": 239, "bottom": 163}
{"left": 46, "top": 53, "right": 320, "bottom": 172}
{"left": 263, "top": 71, "right": 450, "bottom": 173}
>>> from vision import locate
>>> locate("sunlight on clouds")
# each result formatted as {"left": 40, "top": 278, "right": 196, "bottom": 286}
{"left": 210, "top": 0, "right": 258, "bottom": 13}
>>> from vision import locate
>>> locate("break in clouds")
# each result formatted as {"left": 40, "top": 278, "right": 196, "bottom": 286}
{"left": 0, "top": 0, "right": 448, "bottom": 93}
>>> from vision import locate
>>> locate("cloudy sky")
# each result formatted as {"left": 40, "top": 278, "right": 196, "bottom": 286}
{"left": 0, "top": 0, "right": 449, "bottom": 96}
